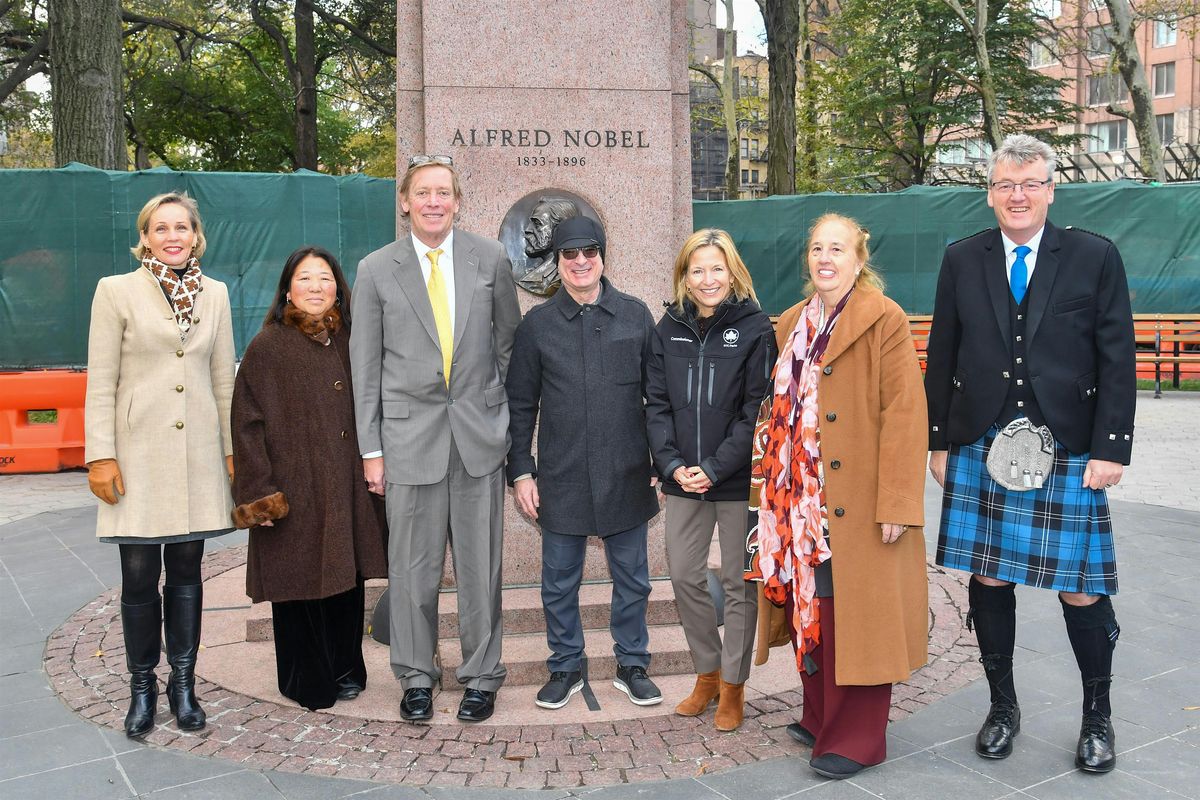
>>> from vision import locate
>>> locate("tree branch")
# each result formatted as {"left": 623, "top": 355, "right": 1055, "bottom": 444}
{"left": 0, "top": 27, "right": 47, "bottom": 104}
{"left": 307, "top": 1, "right": 395, "bottom": 57}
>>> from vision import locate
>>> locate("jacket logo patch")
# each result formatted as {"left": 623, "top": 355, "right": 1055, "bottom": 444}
{"left": 670, "top": 336, "right": 694, "bottom": 343}
{"left": 722, "top": 329, "right": 740, "bottom": 345}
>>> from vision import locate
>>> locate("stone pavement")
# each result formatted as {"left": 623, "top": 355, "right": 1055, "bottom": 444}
{"left": 1, "top": 390, "right": 1198, "bottom": 798}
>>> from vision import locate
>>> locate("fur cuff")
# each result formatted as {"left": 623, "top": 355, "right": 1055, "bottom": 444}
{"left": 232, "top": 492, "right": 289, "bottom": 529}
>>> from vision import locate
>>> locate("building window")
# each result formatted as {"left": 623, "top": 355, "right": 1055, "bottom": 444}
{"left": 750, "top": 139, "right": 760, "bottom": 159}
{"left": 741, "top": 169, "right": 749, "bottom": 184}
{"left": 1087, "top": 74, "right": 1128, "bottom": 105}
{"left": 1156, "top": 113, "right": 1175, "bottom": 144}
{"left": 939, "top": 138, "right": 991, "bottom": 164}
{"left": 1154, "top": 18, "right": 1177, "bottom": 47}
{"left": 1153, "top": 62, "right": 1175, "bottom": 97}
{"left": 1087, "top": 120, "right": 1127, "bottom": 152}
{"left": 740, "top": 137, "right": 749, "bottom": 158}
{"left": 751, "top": 169, "right": 760, "bottom": 183}
{"left": 1087, "top": 26, "right": 1113, "bottom": 57}
{"left": 1028, "top": 38, "right": 1054, "bottom": 68}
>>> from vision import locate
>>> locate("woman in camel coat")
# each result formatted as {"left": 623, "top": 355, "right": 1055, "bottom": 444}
{"left": 748, "top": 213, "right": 927, "bottom": 780}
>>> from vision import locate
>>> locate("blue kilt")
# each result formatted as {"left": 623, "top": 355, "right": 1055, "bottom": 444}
{"left": 936, "top": 427, "right": 1118, "bottom": 595}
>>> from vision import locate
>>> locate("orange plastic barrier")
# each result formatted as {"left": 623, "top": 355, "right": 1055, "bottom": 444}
{"left": 0, "top": 370, "right": 88, "bottom": 474}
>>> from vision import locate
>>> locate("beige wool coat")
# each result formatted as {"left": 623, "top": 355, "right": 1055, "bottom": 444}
{"left": 755, "top": 285, "right": 930, "bottom": 686}
{"left": 84, "top": 268, "right": 236, "bottom": 538}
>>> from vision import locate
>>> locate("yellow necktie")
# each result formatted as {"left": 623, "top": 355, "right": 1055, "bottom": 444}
{"left": 426, "top": 248, "right": 452, "bottom": 386}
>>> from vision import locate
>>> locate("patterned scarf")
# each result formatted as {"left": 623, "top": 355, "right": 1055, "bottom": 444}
{"left": 746, "top": 289, "right": 851, "bottom": 673}
{"left": 142, "top": 255, "right": 203, "bottom": 342}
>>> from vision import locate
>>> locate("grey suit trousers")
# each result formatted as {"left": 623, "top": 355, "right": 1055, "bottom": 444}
{"left": 385, "top": 435, "right": 506, "bottom": 691}
{"left": 664, "top": 495, "right": 757, "bottom": 683}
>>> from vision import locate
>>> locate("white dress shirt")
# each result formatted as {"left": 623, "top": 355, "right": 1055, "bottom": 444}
{"left": 1000, "top": 226, "right": 1045, "bottom": 289}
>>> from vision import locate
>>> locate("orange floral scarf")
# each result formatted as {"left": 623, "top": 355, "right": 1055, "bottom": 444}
{"left": 746, "top": 290, "right": 850, "bottom": 673}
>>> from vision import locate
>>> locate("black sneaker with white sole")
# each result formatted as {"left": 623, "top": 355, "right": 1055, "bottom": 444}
{"left": 535, "top": 670, "right": 583, "bottom": 709}
{"left": 613, "top": 664, "right": 662, "bottom": 706}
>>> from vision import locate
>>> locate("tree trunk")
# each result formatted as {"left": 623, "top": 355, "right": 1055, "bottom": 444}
{"left": 48, "top": 0, "right": 127, "bottom": 169}
{"left": 796, "top": 1, "right": 819, "bottom": 188}
{"left": 756, "top": 0, "right": 798, "bottom": 195}
{"left": 1104, "top": 0, "right": 1164, "bottom": 181}
{"left": 294, "top": 0, "right": 319, "bottom": 170}
{"left": 722, "top": 0, "right": 739, "bottom": 197}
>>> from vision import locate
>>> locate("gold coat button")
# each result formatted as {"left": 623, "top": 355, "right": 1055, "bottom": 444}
{"left": 176, "top": 350, "right": 184, "bottom": 357}
{"left": 175, "top": 421, "right": 184, "bottom": 429}
{"left": 333, "top": 380, "right": 344, "bottom": 391}
{"left": 176, "top": 385, "right": 184, "bottom": 393}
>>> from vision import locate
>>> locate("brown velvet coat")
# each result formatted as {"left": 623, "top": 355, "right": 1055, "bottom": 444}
{"left": 754, "top": 285, "right": 929, "bottom": 686}
{"left": 232, "top": 310, "right": 388, "bottom": 603}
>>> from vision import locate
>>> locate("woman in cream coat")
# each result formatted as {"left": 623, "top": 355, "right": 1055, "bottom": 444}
{"left": 84, "top": 192, "right": 235, "bottom": 738}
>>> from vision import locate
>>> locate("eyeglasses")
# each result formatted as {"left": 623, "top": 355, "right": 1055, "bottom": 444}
{"left": 990, "top": 179, "right": 1052, "bottom": 194}
{"left": 559, "top": 246, "right": 601, "bottom": 260}
{"left": 407, "top": 154, "right": 454, "bottom": 168}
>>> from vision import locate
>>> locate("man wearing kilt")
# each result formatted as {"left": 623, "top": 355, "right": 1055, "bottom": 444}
{"left": 926, "top": 134, "right": 1135, "bottom": 774}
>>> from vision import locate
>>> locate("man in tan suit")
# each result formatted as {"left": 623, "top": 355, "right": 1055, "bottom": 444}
{"left": 350, "top": 156, "right": 521, "bottom": 722}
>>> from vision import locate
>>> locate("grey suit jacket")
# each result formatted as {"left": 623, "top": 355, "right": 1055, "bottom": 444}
{"left": 350, "top": 229, "right": 521, "bottom": 484}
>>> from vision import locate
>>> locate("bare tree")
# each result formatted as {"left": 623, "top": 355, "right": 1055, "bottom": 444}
{"left": 721, "top": 0, "right": 738, "bottom": 196}
{"left": 1101, "top": 0, "right": 1164, "bottom": 181}
{"left": 48, "top": 0, "right": 126, "bottom": 169}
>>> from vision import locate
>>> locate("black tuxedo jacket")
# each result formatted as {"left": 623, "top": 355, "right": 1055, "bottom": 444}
{"left": 925, "top": 221, "right": 1136, "bottom": 463}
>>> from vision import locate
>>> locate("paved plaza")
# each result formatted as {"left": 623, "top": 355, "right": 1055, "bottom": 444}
{"left": 1, "top": 390, "right": 1197, "bottom": 799}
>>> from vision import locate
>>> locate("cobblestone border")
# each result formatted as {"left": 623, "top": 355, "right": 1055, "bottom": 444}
{"left": 44, "top": 546, "right": 981, "bottom": 789}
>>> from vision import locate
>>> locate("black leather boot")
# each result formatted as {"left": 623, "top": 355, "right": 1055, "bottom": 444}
{"left": 163, "top": 584, "right": 206, "bottom": 731}
{"left": 1062, "top": 595, "right": 1119, "bottom": 773}
{"left": 968, "top": 577, "right": 1020, "bottom": 759}
{"left": 121, "top": 597, "right": 161, "bottom": 739}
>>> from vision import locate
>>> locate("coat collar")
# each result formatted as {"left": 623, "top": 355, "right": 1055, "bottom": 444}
{"left": 552, "top": 275, "right": 618, "bottom": 319}
{"left": 388, "top": 232, "right": 480, "bottom": 352}
{"left": 982, "top": 220, "right": 1062, "bottom": 353}
{"left": 822, "top": 285, "right": 888, "bottom": 364}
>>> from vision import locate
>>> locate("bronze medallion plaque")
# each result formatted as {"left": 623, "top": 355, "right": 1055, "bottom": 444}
{"left": 499, "top": 189, "right": 601, "bottom": 297}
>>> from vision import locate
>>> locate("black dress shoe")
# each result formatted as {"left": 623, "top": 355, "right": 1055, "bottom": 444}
{"left": 400, "top": 687, "right": 433, "bottom": 721}
{"left": 976, "top": 701, "right": 1021, "bottom": 759}
{"left": 810, "top": 752, "right": 867, "bottom": 779}
{"left": 786, "top": 722, "right": 816, "bottom": 747}
{"left": 1075, "top": 712, "right": 1116, "bottom": 773}
{"left": 457, "top": 688, "right": 496, "bottom": 722}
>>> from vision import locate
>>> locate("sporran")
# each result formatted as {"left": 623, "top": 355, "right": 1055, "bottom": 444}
{"left": 985, "top": 417, "right": 1055, "bottom": 491}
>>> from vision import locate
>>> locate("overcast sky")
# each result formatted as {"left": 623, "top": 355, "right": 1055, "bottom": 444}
{"left": 717, "top": 0, "right": 768, "bottom": 56}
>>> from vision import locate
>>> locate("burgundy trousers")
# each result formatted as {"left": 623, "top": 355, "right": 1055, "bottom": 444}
{"left": 793, "top": 595, "right": 892, "bottom": 765}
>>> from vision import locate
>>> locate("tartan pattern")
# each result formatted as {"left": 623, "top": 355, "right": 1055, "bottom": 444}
{"left": 937, "top": 428, "right": 1118, "bottom": 595}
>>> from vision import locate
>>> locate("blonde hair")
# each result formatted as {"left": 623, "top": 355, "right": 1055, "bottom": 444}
{"left": 671, "top": 228, "right": 758, "bottom": 313}
{"left": 398, "top": 161, "right": 463, "bottom": 218}
{"left": 802, "top": 213, "right": 885, "bottom": 296}
{"left": 131, "top": 192, "right": 206, "bottom": 260}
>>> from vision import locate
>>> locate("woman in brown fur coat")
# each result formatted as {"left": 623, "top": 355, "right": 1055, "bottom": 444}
{"left": 232, "top": 246, "right": 388, "bottom": 711}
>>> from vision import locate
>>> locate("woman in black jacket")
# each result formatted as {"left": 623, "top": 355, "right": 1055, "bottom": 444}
{"left": 645, "top": 228, "right": 776, "bottom": 731}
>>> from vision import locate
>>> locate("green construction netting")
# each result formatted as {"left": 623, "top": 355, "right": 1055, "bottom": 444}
{"left": 695, "top": 181, "right": 1200, "bottom": 315}
{"left": 1, "top": 165, "right": 1196, "bottom": 367}
{"left": 0, "top": 164, "right": 395, "bottom": 368}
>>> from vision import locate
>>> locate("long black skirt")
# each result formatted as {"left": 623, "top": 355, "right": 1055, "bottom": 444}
{"left": 271, "top": 581, "right": 367, "bottom": 711}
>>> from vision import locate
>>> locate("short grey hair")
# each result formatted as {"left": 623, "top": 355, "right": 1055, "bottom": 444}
{"left": 987, "top": 134, "right": 1056, "bottom": 184}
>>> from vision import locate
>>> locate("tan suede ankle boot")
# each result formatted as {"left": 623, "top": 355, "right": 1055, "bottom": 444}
{"left": 675, "top": 670, "right": 721, "bottom": 716}
{"left": 714, "top": 679, "right": 745, "bottom": 731}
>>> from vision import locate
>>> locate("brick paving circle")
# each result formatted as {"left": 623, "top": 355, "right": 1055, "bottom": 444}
{"left": 45, "top": 545, "right": 982, "bottom": 789}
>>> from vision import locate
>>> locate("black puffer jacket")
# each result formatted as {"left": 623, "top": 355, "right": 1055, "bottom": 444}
{"left": 645, "top": 297, "right": 776, "bottom": 501}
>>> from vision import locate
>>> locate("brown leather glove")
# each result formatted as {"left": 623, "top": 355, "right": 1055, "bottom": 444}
{"left": 87, "top": 459, "right": 125, "bottom": 505}
{"left": 225, "top": 454, "right": 235, "bottom": 483}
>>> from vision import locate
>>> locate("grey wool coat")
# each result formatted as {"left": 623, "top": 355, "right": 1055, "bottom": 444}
{"left": 231, "top": 310, "right": 388, "bottom": 603}
{"left": 505, "top": 276, "right": 660, "bottom": 536}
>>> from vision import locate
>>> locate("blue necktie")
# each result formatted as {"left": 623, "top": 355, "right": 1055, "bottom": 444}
{"left": 1011, "top": 245, "right": 1031, "bottom": 305}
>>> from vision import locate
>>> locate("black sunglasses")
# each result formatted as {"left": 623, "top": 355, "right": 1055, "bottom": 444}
{"left": 559, "top": 246, "right": 601, "bottom": 260}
